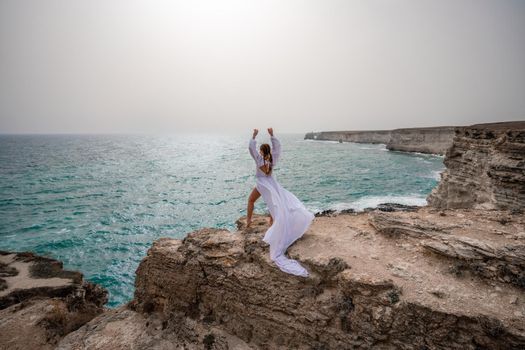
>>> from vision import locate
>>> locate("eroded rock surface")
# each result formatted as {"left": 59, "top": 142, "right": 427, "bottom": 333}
{"left": 60, "top": 210, "right": 524, "bottom": 349}
{"left": 4, "top": 208, "right": 524, "bottom": 349}
{"left": 370, "top": 209, "right": 525, "bottom": 289}
{"left": 57, "top": 306, "right": 252, "bottom": 350}
{"left": 386, "top": 127, "right": 456, "bottom": 155}
{"left": 428, "top": 121, "right": 525, "bottom": 210}
{"left": 0, "top": 251, "right": 107, "bottom": 350}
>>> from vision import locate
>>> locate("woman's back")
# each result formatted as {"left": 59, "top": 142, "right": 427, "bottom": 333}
{"left": 249, "top": 136, "right": 281, "bottom": 179}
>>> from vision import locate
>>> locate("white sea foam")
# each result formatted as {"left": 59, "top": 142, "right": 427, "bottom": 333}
{"left": 358, "top": 144, "right": 388, "bottom": 151}
{"left": 307, "top": 205, "right": 323, "bottom": 213}
{"left": 301, "top": 139, "right": 319, "bottom": 142}
{"left": 429, "top": 170, "right": 442, "bottom": 181}
{"left": 301, "top": 139, "right": 341, "bottom": 144}
{"left": 328, "top": 195, "right": 428, "bottom": 212}
{"left": 390, "top": 150, "right": 444, "bottom": 158}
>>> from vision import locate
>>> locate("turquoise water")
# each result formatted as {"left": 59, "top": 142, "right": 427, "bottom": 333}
{"left": 0, "top": 134, "right": 444, "bottom": 307}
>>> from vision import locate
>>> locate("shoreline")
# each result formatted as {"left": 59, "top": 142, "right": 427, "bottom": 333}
{"left": 305, "top": 125, "right": 456, "bottom": 155}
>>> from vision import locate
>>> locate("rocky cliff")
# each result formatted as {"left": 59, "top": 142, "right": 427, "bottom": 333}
{"left": 305, "top": 130, "right": 392, "bottom": 145}
{"left": 386, "top": 127, "right": 456, "bottom": 155}
{"left": 428, "top": 121, "right": 525, "bottom": 210}
{"left": 305, "top": 126, "right": 456, "bottom": 155}
{"left": 53, "top": 208, "right": 525, "bottom": 349}
{"left": 0, "top": 251, "right": 107, "bottom": 349}
{"left": 3, "top": 211, "right": 524, "bottom": 349}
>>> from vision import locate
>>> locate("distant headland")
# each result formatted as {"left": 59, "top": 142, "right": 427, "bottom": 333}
{"left": 305, "top": 126, "right": 457, "bottom": 155}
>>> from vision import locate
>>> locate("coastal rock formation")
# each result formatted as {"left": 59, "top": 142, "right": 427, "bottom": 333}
{"left": 58, "top": 210, "right": 525, "bottom": 349}
{"left": 428, "top": 121, "right": 525, "bottom": 210}
{"left": 305, "top": 126, "right": 456, "bottom": 155}
{"left": 386, "top": 126, "right": 456, "bottom": 155}
{"left": 0, "top": 251, "right": 107, "bottom": 350}
{"left": 56, "top": 305, "right": 253, "bottom": 350}
{"left": 305, "top": 130, "right": 392, "bottom": 145}
{"left": 369, "top": 210, "right": 525, "bottom": 289}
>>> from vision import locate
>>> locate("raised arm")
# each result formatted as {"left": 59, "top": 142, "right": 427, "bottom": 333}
{"left": 249, "top": 129, "right": 263, "bottom": 165}
{"left": 268, "top": 128, "right": 281, "bottom": 164}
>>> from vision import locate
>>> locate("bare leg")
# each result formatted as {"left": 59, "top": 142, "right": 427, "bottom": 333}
{"left": 246, "top": 187, "right": 261, "bottom": 227}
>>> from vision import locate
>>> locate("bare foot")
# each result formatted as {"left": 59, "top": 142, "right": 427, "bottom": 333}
{"left": 246, "top": 219, "right": 252, "bottom": 228}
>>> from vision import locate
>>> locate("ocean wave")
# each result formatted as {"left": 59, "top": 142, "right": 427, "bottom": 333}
{"left": 421, "top": 153, "right": 444, "bottom": 159}
{"left": 358, "top": 144, "right": 388, "bottom": 151}
{"left": 416, "top": 158, "right": 432, "bottom": 164}
{"left": 429, "top": 170, "right": 442, "bottom": 181}
{"left": 389, "top": 150, "right": 444, "bottom": 158}
{"left": 328, "top": 195, "right": 428, "bottom": 212}
{"left": 300, "top": 139, "right": 340, "bottom": 144}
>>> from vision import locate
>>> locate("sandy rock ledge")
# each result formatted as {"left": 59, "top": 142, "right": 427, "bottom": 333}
{"left": 56, "top": 209, "right": 524, "bottom": 349}
{"left": 0, "top": 251, "right": 107, "bottom": 349}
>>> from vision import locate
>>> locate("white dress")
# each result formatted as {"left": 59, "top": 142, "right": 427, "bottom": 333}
{"left": 249, "top": 136, "right": 314, "bottom": 277}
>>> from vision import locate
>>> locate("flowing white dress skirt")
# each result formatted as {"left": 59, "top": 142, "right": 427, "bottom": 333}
{"left": 256, "top": 175, "right": 314, "bottom": 277}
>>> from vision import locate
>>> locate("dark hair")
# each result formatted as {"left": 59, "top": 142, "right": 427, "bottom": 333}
{"left": 259, "top": 143, "right": 273, "bottom": 175}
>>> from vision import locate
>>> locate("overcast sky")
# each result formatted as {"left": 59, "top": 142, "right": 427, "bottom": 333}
{"left": 0, "top": 0, "right": 524, "bottom": 134}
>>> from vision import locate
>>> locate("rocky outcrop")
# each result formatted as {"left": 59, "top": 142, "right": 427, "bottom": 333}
{"left": 305, "top": 126, "right": 456, "bottom": 155}
{"left": 0, "top": 251, "right": 107, "bottom": 350}
{"left": 369, "top": 210, "right": 525, "bottom": 288}
{"left": 428, "top": 121, "right": 525, "bottom": 210}
{"left": 56, "top": 210, "right": 525, "bottom": 349}
{"left": 56, "top": 305, "right": 253, "bottom": 350}
{"left": 305, "top": 130, "right": 392, "bottom": 144}
{"left": 386, "top": 126, "right": 456, "bottom": 155}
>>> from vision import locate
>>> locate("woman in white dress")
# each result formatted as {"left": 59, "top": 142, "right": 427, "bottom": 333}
{"left": 246, "top": 128, "right": 314, "bottom": 277}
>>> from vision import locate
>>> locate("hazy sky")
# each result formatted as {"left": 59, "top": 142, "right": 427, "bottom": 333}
{"left": 1, "top": 0, "right": 524, "bottom": 133}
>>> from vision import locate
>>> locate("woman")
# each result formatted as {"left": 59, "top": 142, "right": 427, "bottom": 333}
{"left": 247, "top": 127, "right": 314, "bottom": 277}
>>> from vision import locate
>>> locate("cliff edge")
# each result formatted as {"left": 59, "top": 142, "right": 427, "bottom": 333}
{"left": 386, "top": 127, "right": 456, "bottom": 155}
{"left": 0, "top": 251, "right": 107, "bottom": 349}
{"left": 305, "top": 126, "right": 456, "bottom": 155}
{"left": 56, "top": 209, "right": 525, "bottom": 349}
{"left": 428, "top": 121, "right": 525, "bottom": 210}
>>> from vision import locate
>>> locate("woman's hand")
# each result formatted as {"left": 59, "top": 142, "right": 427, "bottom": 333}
{"left": 252, "top": 129, "right": 259, "bottom": 139}
{"left": 267, "top": 128, "right": 274, "bottom": 136}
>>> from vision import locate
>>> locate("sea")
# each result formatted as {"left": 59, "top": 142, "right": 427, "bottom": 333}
{"left": 0, "top": 134, "right": 444, "bottom": 307}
